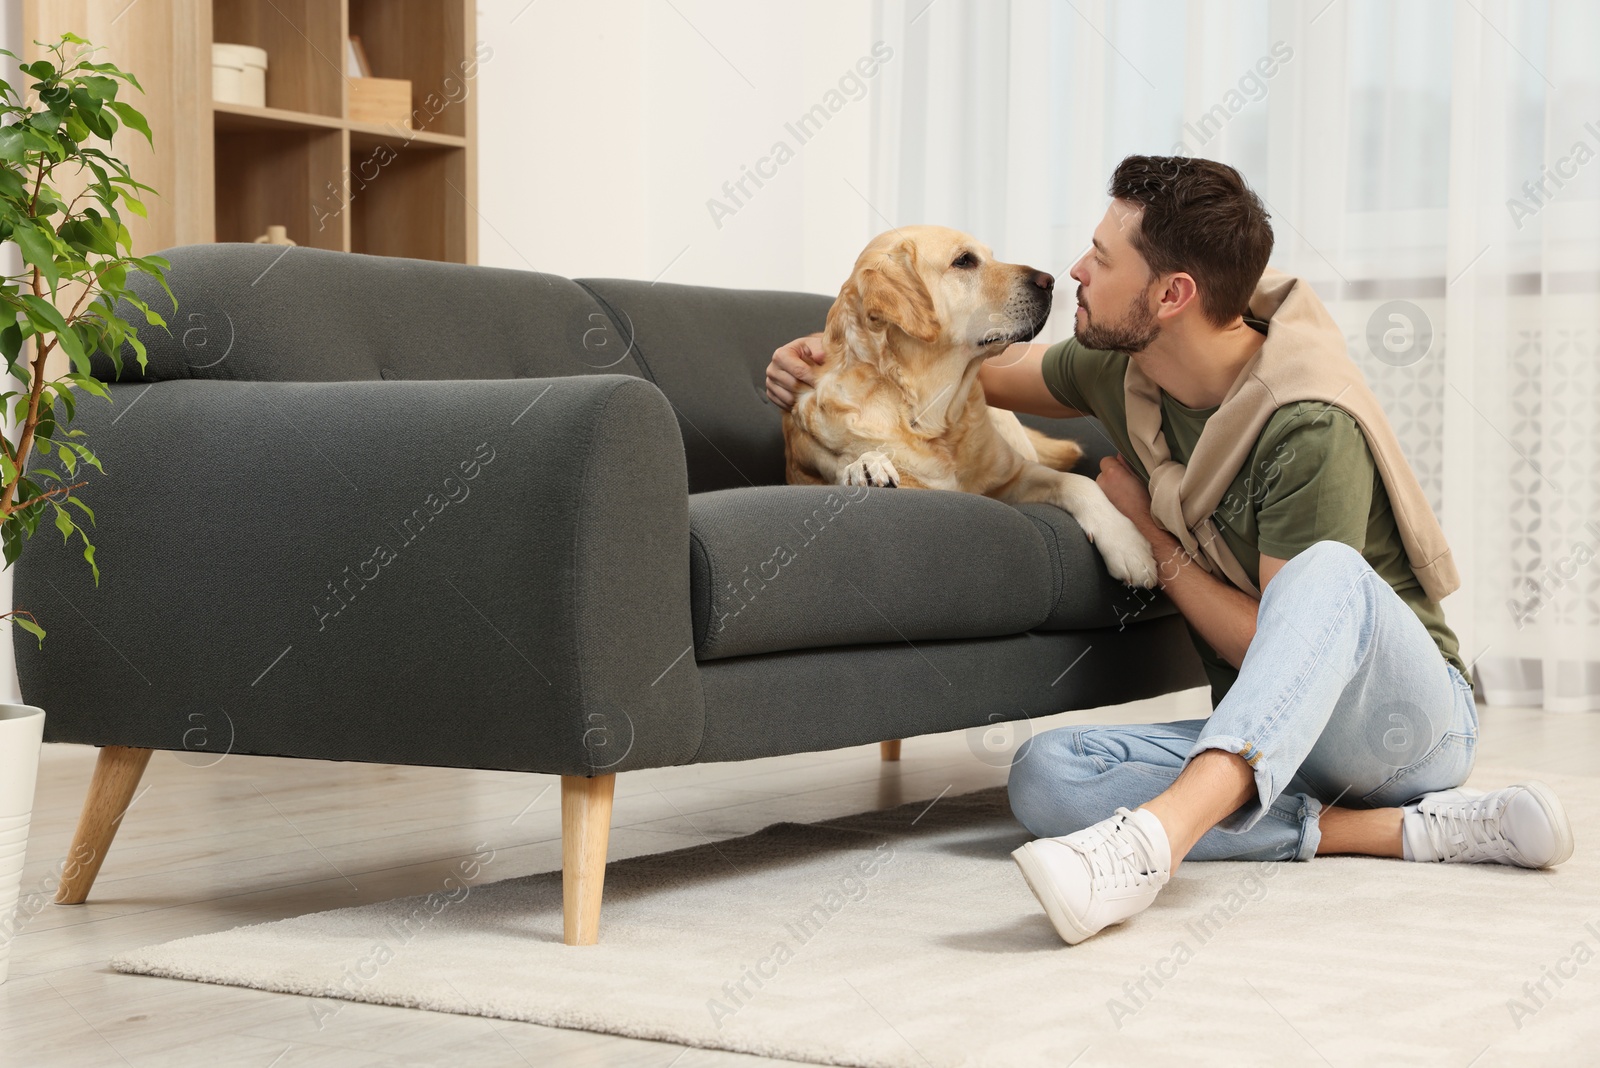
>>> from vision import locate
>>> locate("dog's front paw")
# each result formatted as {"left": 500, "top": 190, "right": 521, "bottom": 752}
{"left": 1079, "top": 508, "right": 1159, "bottom": 588}
{"left": 842, "top": 451, "right": 900, "bottom": 488}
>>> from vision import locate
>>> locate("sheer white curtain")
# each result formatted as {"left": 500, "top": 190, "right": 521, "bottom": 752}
{"left": 871, "top": 0, "right": 1600, "bottom": 712}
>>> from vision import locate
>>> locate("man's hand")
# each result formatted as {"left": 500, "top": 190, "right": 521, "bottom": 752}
{"left": 1096, "top": 455, "right": 1162, "bottom": 542}
{"left": 765, "top": 333, "right": 826, "bottom": 410}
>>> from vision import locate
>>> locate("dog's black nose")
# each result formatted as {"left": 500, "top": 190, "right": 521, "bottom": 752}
{"left": 1032, "top": 271, "right": 1055, "bottom": 291}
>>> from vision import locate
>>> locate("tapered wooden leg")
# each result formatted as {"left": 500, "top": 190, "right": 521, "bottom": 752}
{"left": 54, "top": 746, "right": 153, "bottom": 905}
{"left": 880, "top": 740, "right": 902, "bottom": 762}
{"left": 561, "top": 773, "right": 615, "bottom": 946}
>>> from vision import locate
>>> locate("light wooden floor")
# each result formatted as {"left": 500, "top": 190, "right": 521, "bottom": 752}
{"left": 2, "top": 688, "right": 1596, "bottom": 1067}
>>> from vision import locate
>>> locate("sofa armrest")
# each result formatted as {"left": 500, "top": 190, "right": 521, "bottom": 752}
{"left": 14, "top": 374, "right": 704, "bottom": 776}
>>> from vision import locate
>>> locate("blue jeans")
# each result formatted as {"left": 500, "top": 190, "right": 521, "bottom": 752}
{"left": 1007, "top": 540, "right": 1479, "bottom": 861}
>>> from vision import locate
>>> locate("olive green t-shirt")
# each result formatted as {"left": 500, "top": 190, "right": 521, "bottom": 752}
{"left": 1041, "top": 337, "right": 1468, "bottom": 706}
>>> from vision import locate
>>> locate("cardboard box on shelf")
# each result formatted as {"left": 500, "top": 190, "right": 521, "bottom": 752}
{"left": 349, "top": 77, "right": 412, "bottom": 129}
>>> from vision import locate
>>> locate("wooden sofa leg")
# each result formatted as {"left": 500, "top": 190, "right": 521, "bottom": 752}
{"left": 561, "top": 773, "right": 615, "bottom": 946}
{"left": 54, "top": 746, "right": 154, "bottom": 905}
{"left": 880, "top": 740, "right": 902, "bottom": 762}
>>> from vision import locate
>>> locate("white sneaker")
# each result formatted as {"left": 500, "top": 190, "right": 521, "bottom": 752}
{"left": 1404, "top": 782, "right": 1575, "bottom": 868}
{"left": 1011, "top": 806, "right": 1172, "bottom": 945}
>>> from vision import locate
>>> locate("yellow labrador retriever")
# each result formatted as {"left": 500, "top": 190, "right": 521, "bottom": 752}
{"left": 782, "top": 225, "right": 1157, "bottom": 587}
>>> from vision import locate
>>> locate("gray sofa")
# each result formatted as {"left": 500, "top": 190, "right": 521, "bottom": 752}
{"left": 14, "top": 243, "right": 1205, "bottom": 943}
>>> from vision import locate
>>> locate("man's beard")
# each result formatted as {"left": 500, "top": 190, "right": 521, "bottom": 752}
{"left": 1074, "top": 284, "right": 1160, "bottom": 353}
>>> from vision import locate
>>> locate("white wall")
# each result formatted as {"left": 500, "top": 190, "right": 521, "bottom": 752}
{"left": 1, "top": 0, "right": 22, "bottom": 703}
{"left": 476, "top": 0, "right": 879, "bottom": 296}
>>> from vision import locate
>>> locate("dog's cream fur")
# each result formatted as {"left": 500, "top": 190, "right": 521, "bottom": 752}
{"left": 782, "top": 225, "right": 1158, "bottom": 587}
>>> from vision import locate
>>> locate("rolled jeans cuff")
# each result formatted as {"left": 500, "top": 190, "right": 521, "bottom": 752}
{"left": 1188, "top": 734, "right": 1273, "bottom": 831}
{"left": 1186, "top": 735, "right": 1322, "bottom": 860}
{"left": 1283, "top": 794, "right": 1323, "bottom": 861}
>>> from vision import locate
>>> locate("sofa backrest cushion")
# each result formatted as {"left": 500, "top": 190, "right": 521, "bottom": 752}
{"left": 575, "top": 278, "right": 833, "bottom": 493}
{"left": 91, "top": 244, "right": 654, "bottom": 385}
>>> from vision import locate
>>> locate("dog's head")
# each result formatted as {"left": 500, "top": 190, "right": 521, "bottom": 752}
{"left": 831, "top": 225, "right": 1055, "bottom": 358}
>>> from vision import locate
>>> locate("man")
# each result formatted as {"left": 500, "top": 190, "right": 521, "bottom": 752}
{"left": 765, "top": 155, "right": 1574, "bottom": 945}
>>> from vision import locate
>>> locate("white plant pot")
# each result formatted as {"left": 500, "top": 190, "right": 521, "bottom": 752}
{"left": 0, "top": 703, "right": 44, "bottom": 985}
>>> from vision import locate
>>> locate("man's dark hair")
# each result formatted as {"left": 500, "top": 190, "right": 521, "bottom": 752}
{"left": 1108, "top": 155, "right": 1274, "bottom": 327}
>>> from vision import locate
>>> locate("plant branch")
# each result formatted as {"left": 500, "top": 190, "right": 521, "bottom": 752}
{"left": 1, "top": 478, "right": 87, "bottom": 517}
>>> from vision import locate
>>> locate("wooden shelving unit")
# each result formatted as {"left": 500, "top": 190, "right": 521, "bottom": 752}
{"left": 24, "top": 0, "right": 478, "bottom": 264}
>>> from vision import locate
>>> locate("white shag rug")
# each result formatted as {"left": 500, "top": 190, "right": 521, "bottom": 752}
{"left": 113, "top": 764, "right": 1599, "bottom": 1067}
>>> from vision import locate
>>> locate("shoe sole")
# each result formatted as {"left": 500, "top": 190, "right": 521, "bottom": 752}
{"left": 1011, "top": 842, "right": 1093, "bottom": 945}
{"left": 1520, "top": 780, "right": 1575, "bottom": 868}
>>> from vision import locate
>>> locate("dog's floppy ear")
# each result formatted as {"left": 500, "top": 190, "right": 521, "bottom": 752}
{"left": 857, "top": 242, "right": 939, "bottom": 343}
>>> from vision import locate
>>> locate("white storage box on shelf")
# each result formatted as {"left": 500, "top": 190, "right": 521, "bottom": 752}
{"left": 212, "top": 43, "right": 268, "bottom": 107}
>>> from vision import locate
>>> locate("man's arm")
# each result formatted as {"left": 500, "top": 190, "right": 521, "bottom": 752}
{"left": 1096, "top": 455, "right": 1285, "bottom": 668}
{"left": 1149, "top": 527, "right": 1287, "bottom": 668}
{"left": 765, "top": 336, "right": 1085, "bottom": 417}
{"left": 979, "top": 343, "right": 1086, "bottom": 417}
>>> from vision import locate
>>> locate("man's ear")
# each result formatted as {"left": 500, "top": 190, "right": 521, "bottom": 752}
{"left": 857, "top": 243, "right": 939, "bottom": 343}
{"left": 1156, "top": 272, "right": 1200, "bottom": 319}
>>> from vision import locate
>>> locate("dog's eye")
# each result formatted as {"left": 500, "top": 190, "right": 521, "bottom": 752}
{"left": 952, "top": 252, "right": 978, "bottom": 269}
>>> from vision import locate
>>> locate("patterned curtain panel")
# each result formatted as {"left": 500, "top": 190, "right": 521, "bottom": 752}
{"left": 872, "top": 0, "right": 1600, "bottom": 711}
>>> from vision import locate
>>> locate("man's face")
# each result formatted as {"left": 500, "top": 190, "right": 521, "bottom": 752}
{"left": 1068, "top": 200, "right": 1161, "bottom": 353}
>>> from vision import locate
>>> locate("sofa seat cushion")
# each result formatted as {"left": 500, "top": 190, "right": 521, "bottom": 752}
{"left": 689, "top": 485, "right": 1057, "bottom": 660}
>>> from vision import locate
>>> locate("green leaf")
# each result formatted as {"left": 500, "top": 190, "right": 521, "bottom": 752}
{"left": 0, "top": 320, "right": 20, "bottom": 366}
{"left": 126, "top": 330, "right": 147, "bottom": 374}
{"left": 68, "top": 373, "right": 111, "bottom": 401}
{"left": 49, "top": 380, "right": 75, "bottom": 420}
{"left": 79, "top": 74, "right": 118, "bottom": 100}
{"left": 81, "top": 534, "right": 98, "bottom": 585}
{"left": 1, "top": 520, "right": 18, "bottom": 568}
{"left": 105, "top": 101, "right": 151, "bottom": 147}
{"left": 65, "top": 495, "right": 94, "bottom": 525}
{"left": 63, "top": 439, "right": 102, "bottom": 474}
{"left": 52, "top": 501, "right": 72, "bottom": 543}
{"left": 20, "top": 293, "right": 69, "bottom": 335}
{"left": 40, "top": 86, "right": 71, "bottom": 116}
{"left": 116, "top": 186, "right": 146, "bottom": 217}
{"left": 26, "top": 110, "right": 63, "bottom": 137}
{"left": 11, "top": 223, "right": 61, "bottom": 291}
{"left": 11, "top": 612, "right": 46, "bottom": 646}
{"left": 65, "top": 214, "right": 117, "bottom": 256}
{"left": 0, "top": 165, "right": 26, "bottom": 201}
{"left": 82, "top": 108, "right": 115, "bottom": 141}
{"left": 21, "top": 294, "right": 85, "bottom": 365}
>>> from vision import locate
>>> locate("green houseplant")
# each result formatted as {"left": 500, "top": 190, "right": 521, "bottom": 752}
{"left": 1, "top": 32, "right": 171, "bottom": 643}
{"left": 0, "top": 32, "right": 168, "bottom": 984}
